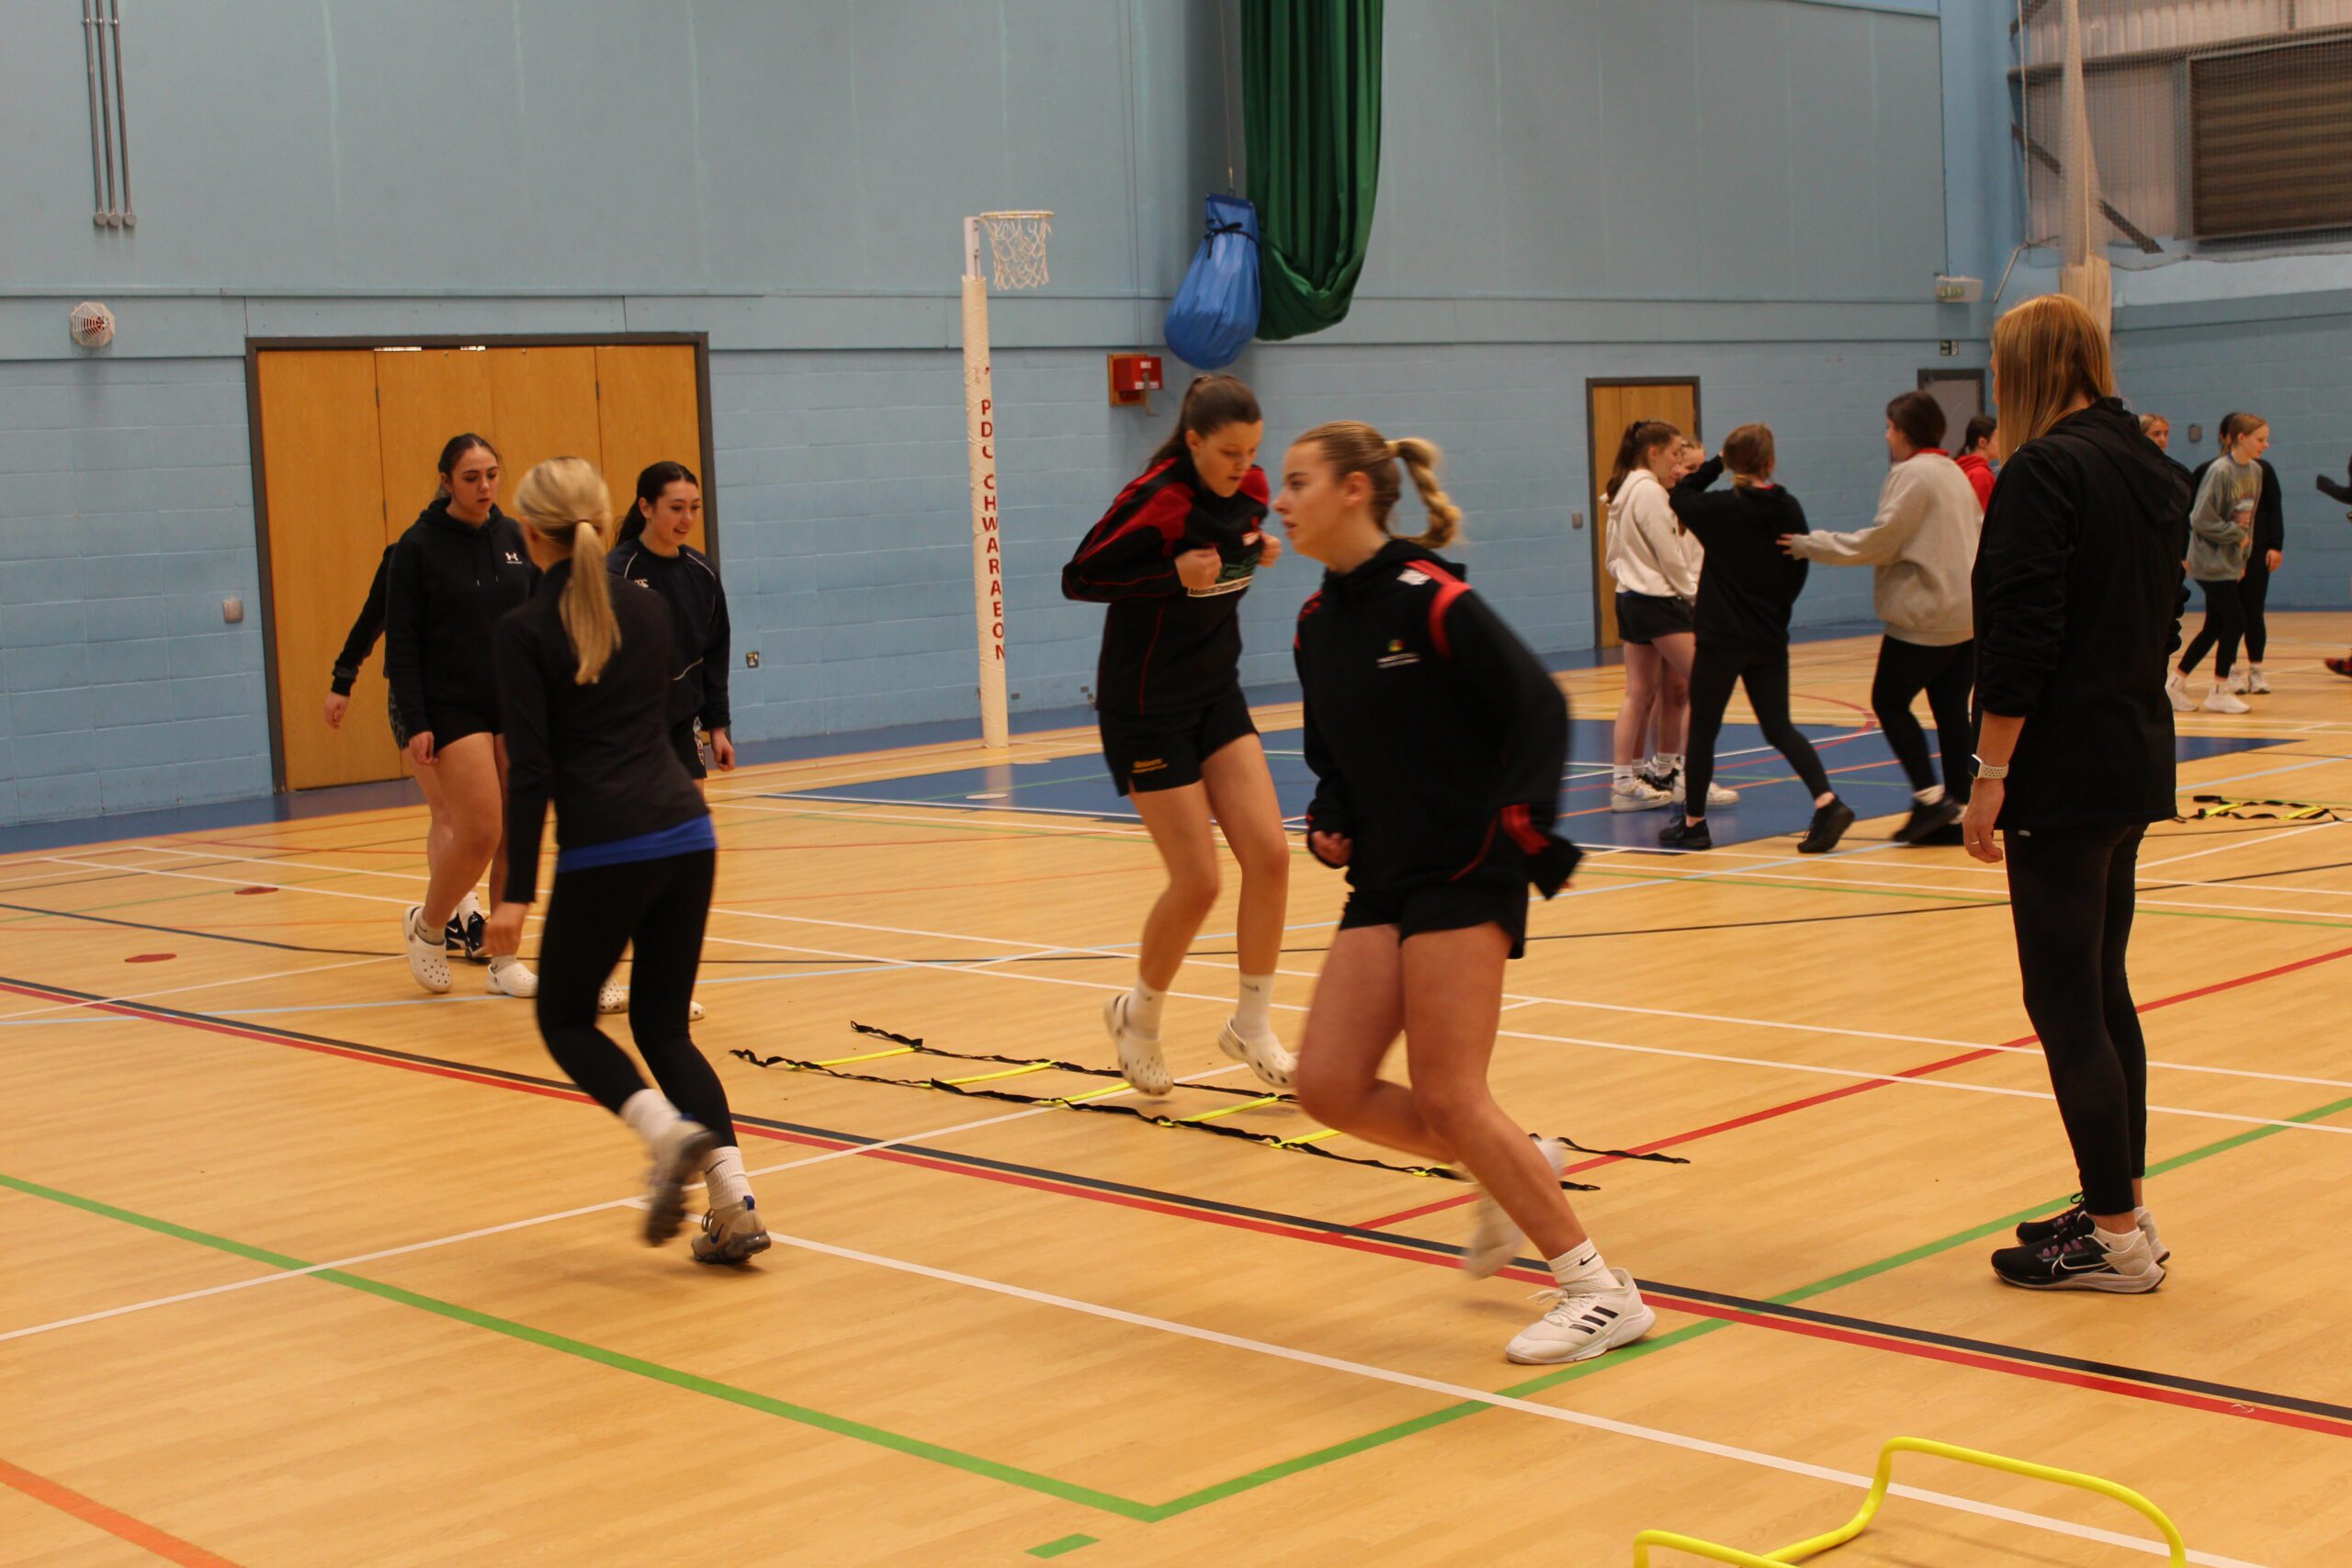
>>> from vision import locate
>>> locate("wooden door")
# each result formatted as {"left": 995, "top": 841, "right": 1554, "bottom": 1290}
{"left": 375, "top": 348, "right": 496, "bottom": 543}
{"left": 258, "top": 351, "right": 404, "bottom": 790}
{"left": 596, "top": 344, "right": 709, "bottom": 554}
{"left": 1588, "top": 379, "right": 1701, "bottom": 649}
{"left": 486, "top": 346, "right": 605, "bottom": 513}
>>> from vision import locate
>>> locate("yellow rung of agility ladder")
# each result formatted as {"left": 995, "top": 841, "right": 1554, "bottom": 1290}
{"left": 1056, "top": 1085, "right": 1131, "bottom": 1105}
{"left": 1182, "top": 1095, "right": 1280, "bottom": 1124}
{"left": 811, "top": 1046, "right": 919, "bottom": 1068}
{"left": 942, "top": 1061, "right": 1057, "bottom": 1086}
{"left": 1276, "top": 1129, "right": 1340, "bottom": 1147}
{"left": 1632, "top": 1436, "right": 2188, "bottom": 1566}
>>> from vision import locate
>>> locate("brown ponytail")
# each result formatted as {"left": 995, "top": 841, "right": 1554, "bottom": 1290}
{"left": 1295, "top": 421, "right": 1464, "bottom": 548}
{"left": 1149, "top": 374, "right": 1263, "bottom": 467}
{"left": 1604, "top": 420, "right": 1679, "bottom": 503}
{"left": 513, "top": 457, "right": 620, "bottom": 683}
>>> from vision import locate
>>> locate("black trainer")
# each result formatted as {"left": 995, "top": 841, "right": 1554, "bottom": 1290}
{"left": 1915, "top": 821, "right": 1965, "bottom": 847}
{"left": 461, "top": 909, "right": 490, "bottom": 964}
{"left": 1893, "top": 796, "right": 1962, "bottom": 845}
{"left": 1990, "top": 1229, "right": 2164, "bottom": 1292}
{"left": 1637, "top": 761, "right": 1675, "bottom": 791}
{"left": 444, "top": 915, "right": 469, "bottom": 956}
{"left": 2018, "top": 1199, "right": 2169, "bottom": 1263}
{"left": 1657, "top": 818, "right": 1713, "bottom": 852}
{"left": 1797, "top": 798, "right": 1855, "bottom": 854}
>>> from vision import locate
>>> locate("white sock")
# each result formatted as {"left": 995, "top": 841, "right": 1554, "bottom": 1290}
{"left": 1661, "top": 752, "right": 1684, "bottom": 773}
{"left": 490, "top": 953, "right": 529, "bottom": 976}
{"left": 1547, "top": 1240, "right": 1613, "bottom": 1291}
{"left": 458, "top": 891, "right": 482, "bottom": 919}
{"left": 701, "top": 1145, "right": 752, "bottom": 1208}
{"left": 2133, "top": 1203, "right": 2154, "bottom": 1224}
{"left": 2092, "top": 1222, "right": 2144, "bottom": 1256}
{"left": 1612, "top": 763, "right": 1634, "bottom": 785}
{"left": 1235, "top": 974, "right": 1275, "bottom": 1041}
{"left": 1913, "top": 784, "right": 1945, "bottom": 806}
{"left": 1127, "top": 980, "right": 1167, "bottom": 1037}
{"left": 620, "top": 1088, "right": 684, "bottom": 1146}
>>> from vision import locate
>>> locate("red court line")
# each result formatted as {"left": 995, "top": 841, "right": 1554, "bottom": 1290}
{"left": 0, "top": 1456, "right": 241, "bottom": 1567}
{"left": 1350, "top": 939, "right": 2352, "bottom": 1232}
{"left": 17, "top": 979, "right": 2352, "bottom": 1445}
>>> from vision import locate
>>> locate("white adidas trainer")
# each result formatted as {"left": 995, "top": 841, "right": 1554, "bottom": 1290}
{"left": 1505, "top": 1268, "right": 1657, "bottom": 1364}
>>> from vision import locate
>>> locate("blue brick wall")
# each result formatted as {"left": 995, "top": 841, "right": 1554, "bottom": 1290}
{"left": 2114, "top": 313, "right": 2352, "bottom": 611}
{"left": 0, "top": 358, "right": 272, "bottom": 824}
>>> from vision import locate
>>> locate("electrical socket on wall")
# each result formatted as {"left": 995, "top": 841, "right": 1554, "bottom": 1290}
{"left": 745, "top": 651, "right": 760, "bottom": 668}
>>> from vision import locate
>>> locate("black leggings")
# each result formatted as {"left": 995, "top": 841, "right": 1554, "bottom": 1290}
{"left": 2177, "top": 579, "right": 2244, "bottom": 678}
{"left": 2003, "top": 821, "right": 2149, "bottom": 1216}
{"left": 535, "top": 849, "right": 736, "bottom": 1148}
{"left": 1871, "top": 636, "right": 1974, "bottom": 804}
{"left": 1683, "top": 641, "right": 1831, "bottom": 818}
{"left": 2240, "top": 556, "right": 2272, "bottom": 664}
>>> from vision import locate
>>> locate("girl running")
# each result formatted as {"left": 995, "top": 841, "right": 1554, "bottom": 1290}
{"left": 1062, "top": 375, "right": 1295, "bottom": 1096}
{"left": 487, "top": 457, "right": 766, "bottom": 1264}
{"left": 608, "top": 462, "right": 734, "bottom": 786}
{"left": 1658, "top": 426, "right": 1850, "bottom": 852}
{"left": 2167, "top": 412, "right": 2267, "bottom": 715}
{"left": 385, "top": 434, "right": 539, "bottom": 997}
{"left": 1783, "top": 392, "right": 1983, "bottom": 846}
{"left": 1282, "top": 420, "right": 1651, "bottom": 1366}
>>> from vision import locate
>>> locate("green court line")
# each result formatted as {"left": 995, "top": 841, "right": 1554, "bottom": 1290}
{"left": 12, "top": 1086, "right": 2351, "bottom": 1531}
{"left": 1026, "top": 1534, "right": 1099, "bottom": 1557}
{"left": 0, "top": 1172, "right": 1157, "bottom": 1523}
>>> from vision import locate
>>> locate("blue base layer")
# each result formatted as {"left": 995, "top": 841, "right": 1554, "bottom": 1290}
{"left": 778, "top": 720, "right": 2281, "bottom": 852}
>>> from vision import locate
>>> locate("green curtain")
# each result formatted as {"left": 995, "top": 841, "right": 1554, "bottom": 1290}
{"left": 1241, "top": 0, "right": 1383, "bottom": 342}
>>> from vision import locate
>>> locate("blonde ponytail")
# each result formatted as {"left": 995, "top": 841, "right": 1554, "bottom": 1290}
{"left": 1388, "top": 436, "right": 1462, "bottom": 548}
{"left": 514, "top": 457, "right": 620, "bottom": 683}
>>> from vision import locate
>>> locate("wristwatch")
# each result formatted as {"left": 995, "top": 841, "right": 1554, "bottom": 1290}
{"left": 1972, "top": 755, "right": 2010, "bottom": 781}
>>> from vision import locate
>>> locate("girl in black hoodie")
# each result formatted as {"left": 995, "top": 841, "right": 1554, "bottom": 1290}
{"left": 1659, "top": 423, "right": 1852, "bottom": 853}
{"left": 1281, "top": 420, "right": 1651, "bottom": 1368}
{"left": 384, "top": 434, "right": 541, "bottom": 999}
{"left": 1968, "top": 294, "right": 2188, "bottom": 1295}
{"left": 1062, "top": 376, "right": 1295, "bottom": 1098}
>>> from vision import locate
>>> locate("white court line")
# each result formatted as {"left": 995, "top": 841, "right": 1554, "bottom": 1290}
{"left": 2139, "top": 819, "right": 2341, "bottom": 871}
{"left": 0, "top": 1064, "right": 1242, "bottom": 1348}
{"left": 767, "top": 1232, "right": 2267, "bottom": 1568}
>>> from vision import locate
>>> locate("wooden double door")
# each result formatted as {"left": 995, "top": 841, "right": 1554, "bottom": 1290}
{"left": 254, "top": 342, "right": 709, "bottom": 791}
{"left": 1587, "top": 378, "right": 1700, "bottom": 650}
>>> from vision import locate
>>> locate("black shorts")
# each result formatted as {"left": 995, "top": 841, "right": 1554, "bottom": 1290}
{"left": 1098, "top": 690, "right": 1257, "bottom": 796}
{"left": 389, "top": 698, "right": 498, "bottom": 750}
{"left": 1339, "top": 880, "right": 1532, "bottom": 960}
{"left": 1615, "top": 590, "right": 1694, "bottom": 646}
{"left": 670, "top": 719, "right": 708, "bottom": 781}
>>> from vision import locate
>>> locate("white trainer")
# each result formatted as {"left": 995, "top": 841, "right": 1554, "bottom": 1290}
{"left": 2164, "top": 671, "right": 2196, "bottom": 712}
{"left": 1610, "top": 777, "right": 1672, "bottom": 814}
{"left": 2202, "top": 684, "right": 2251, "bottom": 714}
{"left": 2245, "top": 668, "right": 2271, "bottom": 694}
{"left": 1461, "top": 1137, "right": 1568, "bottom": 1278}
{"left": 1217, "top": 1019, "right": 1297, "bottom": 1089}
{"left": 403, "top": 906, "right": 452, "bottom": 994}
{"left": 487, "top": 956, "right": 538, "bottom": 998}
{"left": 642, "top": 1121, "right": 718, "bottom": 1246}
{"left": 1505, "top": 1268, "right": 1657, "bottom": 1364}
{"left": 1669, "top": 773, "right": 1739, "bottom": 809}
{"left": 1103, "top": 992, "right": 1170, "bottom": 1096}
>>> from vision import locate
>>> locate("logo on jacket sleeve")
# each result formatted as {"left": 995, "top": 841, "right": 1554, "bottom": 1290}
{"left": 504, "top": 550, "right": 524, "bottom": 565}
{"left": 1376, "top": 637, "right": 1420, "bottom": 670}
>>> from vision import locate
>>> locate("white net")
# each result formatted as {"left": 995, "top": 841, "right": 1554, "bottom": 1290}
{"left": 2016, "top": 0, "right": 2352, "bottom": 269}
{"left": 978, "top": 210, "right": 1054, "bottom": 291}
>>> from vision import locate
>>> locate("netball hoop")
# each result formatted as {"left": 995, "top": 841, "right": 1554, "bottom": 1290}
{"left": 961, "top": 210, "right": 1052, "bottom": 750}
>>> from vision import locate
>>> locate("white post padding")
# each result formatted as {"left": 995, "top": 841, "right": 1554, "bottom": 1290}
{"left": 961, "top": 269, "right": 1010, "bottom": 750}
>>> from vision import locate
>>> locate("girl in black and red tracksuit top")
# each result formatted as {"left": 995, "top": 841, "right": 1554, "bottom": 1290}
{"left": 1278, "top": 420, "right": 1652, "bottom": 1370}
{"left": 1061, "top": 376, "right": 1295, "bottom": 1100}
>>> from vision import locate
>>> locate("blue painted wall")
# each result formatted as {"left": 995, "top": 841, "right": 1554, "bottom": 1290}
{"left": 4, "top": 0, "right": 1978, "bottom": 822}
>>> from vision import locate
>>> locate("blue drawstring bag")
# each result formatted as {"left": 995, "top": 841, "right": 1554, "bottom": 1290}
{"left": 1163, "top": 194, "right": 1260, "bottom": 370}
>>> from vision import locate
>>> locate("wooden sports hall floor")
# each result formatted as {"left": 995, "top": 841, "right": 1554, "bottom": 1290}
{"left": 6, "top": 619, "right": 2352, "bottom": 1566}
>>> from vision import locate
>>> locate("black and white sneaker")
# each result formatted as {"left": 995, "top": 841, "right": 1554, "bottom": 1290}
{"left": 1657, "top": 818, "right": 1713, "bottom": 852}
{"left": 1797, "top": 798, "right": 1855, "bottom": 854}
{"left": 1637, "top": 760, "right": 1676, "bottom": 792}
{"left": 1991, "top": 1226, "right": 2164, "bottom": 1292}
{"left": 1893, "top": 797, "right": 1962, "bottom": 845}
{"left": 2015, "top": 1199, "right": 2168, "bottom": 1264}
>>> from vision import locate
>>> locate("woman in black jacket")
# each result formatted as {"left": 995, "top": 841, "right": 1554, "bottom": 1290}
{"left": 1965, "top": 294, "right": 2188, "bottom": 1294}
{"left": 1281, "top": 420, "right": 1650, "bottom": 1367}
{"left": 1062, "top": 376, "right": 1294, "bottom": 1097}
{"left": 1659, "top": 424, "right": 1853, "bottom": 853}
{"left": 609, "top": 461, "right": 734, "bottom": 784}
{"left": 486, "top": 457, "right": 765, "bottom": 1265}
{"left": 384, "top": 434, "right": 540, "bottom": 998}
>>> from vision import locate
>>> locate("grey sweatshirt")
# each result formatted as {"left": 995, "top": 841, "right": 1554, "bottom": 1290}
{"left": 2187, "top": 454, "right": 2259, "bottom": 581}
{"left": 1786, "top": 450, "right": 1983, "bottom": 646}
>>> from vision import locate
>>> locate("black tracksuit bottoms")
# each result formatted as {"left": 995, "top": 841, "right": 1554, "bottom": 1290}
{"left": 2177, "top": 579, "right": 2245, "bottom": 680}
{"left": 2003, "top": 821, "right": 2149, "bottom": 1216}
{"left": 1872, "top": 636, "right": 1975, "bottom": 804}
{"left": 535, "top": 848, "right": 738, "bottom": 1147}
{"left": 1683, "top": 641, "right": 1831, "bottom": 815}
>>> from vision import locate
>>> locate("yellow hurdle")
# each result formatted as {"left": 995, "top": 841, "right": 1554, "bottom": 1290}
{"left": 1632, "top": 1436, "right": 2188, "bottom": 1566}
